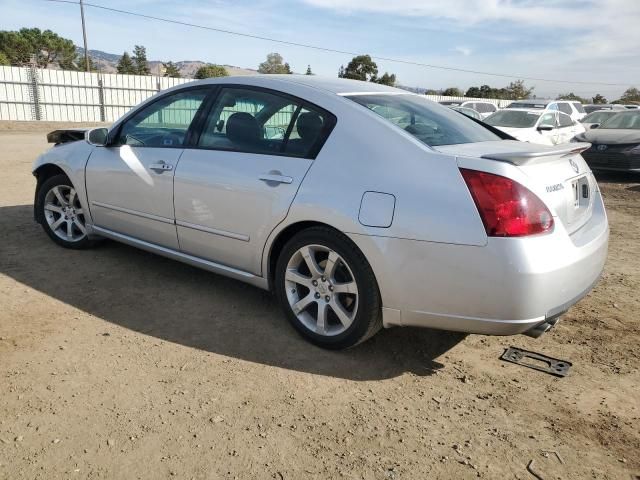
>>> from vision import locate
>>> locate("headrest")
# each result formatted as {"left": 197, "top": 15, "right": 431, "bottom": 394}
{"left": 226, "top": 112, "right": 260, "bottom": 145}
{"left": 296, "top": 112, "right": 323, "bottom": 140}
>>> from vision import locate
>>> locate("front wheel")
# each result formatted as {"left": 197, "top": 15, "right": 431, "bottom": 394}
{"left": 274, "top": 227, "right": 382, "bottom": 349}
{"left": 36, "top": 174, "right": 94, "bottom": 249}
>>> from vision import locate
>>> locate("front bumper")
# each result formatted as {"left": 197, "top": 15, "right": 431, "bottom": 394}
{"left": 353, "top": 190, "right": 609, "bottom": 336}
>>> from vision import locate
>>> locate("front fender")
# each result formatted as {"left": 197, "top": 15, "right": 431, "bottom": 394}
{"left": 32, "top": 141, "right": 95, "bottom": 223}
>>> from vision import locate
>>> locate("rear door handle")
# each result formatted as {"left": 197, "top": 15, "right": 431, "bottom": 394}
{"left": 259, "top": 174, "right": 293, "bottom": 185}
{"left": 149, "top": 162, "right": 173, "bottom": 173}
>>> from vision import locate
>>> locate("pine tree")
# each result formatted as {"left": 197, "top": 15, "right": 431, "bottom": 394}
{"left": 116, "top": 52, "right": 136, "bottom": 74}
{"left": 305, "top": 65, "right": 313, "bottom": 75}
{"left": 132, "top": 45, "right": 150, "bottom": 75}
{"left": 162, "top": 61, "right": 181, "bottom": 78}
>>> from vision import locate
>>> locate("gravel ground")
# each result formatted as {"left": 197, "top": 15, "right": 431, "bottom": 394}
{"left": 0, "top": 122, "right": 638, "bottom": 479}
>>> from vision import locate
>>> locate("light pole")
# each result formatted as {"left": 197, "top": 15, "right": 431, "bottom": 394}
{"left": 80, "top": 0, "right": 90, "bottom": 72}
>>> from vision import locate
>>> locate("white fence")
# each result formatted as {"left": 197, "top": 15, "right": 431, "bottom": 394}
{"left": 0, "top": 65, "right": 193, "bottom": 122}
{"left": 0, "top": 65, "right": 515, "bottom": 123}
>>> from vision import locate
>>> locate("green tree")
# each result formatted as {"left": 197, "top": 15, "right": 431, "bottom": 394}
{"left": 162, "top": 61, "right": 181, "bottom": 78}
{"left": 619, "top": 87, "right": 640, "bottom": 103}
{"left": 0, "top": 52, "right": 10, "bottom": 66}
{"left": 424, "top": 89, "right": 440, "bottom": 95}
{"left": 258, "top": 53, "right": 291, "bottom": 74}
{"left": 305, "top": 65, "right": 313, "bottom": 75}
{"left": 0, "top": 28, "right": 75, "bottom": 67}
{"left": 556, "top": 92, "right": 589, "bottom": 103}
{"left": 194, "top": 64, "right": 228, "bottom": 79}
{"left": 592, "top": 94, "right": 607, "bottom": 104}
{"left": 132, "top": 45, "right": 150, "bottom": 75}
{"left": 442, "top": 87, "right": 463, "bottom": 97}
{"left": 339, "top": 54, "right": 378, "bottom": 81}
{"left": 504, "top": 80, "right": 534, "bottom": 100}
{"left": 116, "top": 52, "right": 136, "bottom": 74}
{"left": 374, "top": 72, "right": 396, "bottom": 86}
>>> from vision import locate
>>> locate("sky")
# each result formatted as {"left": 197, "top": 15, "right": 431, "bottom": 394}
{"left": 1, "top": 0, "right": 639, "bottom": 100}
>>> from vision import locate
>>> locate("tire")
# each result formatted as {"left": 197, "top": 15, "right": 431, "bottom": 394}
{"left": 36, "top": 174, "right": 95, "bottom": 250}
{"left": 274, "top": 226, "right": 382, "bottom": 349}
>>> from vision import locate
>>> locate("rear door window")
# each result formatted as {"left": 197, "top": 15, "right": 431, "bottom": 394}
{"left": 558, "top": 103, "right": 573, "bottom": 115}
{"left": 572, "top": 102, "right": 586, "bottom": 114}
{"left": 197, "top": 87, "right": 335, "bottom": 158}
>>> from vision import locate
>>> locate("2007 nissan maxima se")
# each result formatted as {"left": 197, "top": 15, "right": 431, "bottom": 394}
{"left": 32, "top": 76, "right": 609, "bottom": 349}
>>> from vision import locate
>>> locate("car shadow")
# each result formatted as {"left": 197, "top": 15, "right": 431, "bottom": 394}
{"left": 0, "top": 204, "right": 465, "bottom": 381}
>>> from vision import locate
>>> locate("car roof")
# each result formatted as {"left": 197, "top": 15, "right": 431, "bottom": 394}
{"left": 191, "top": 74, "right": 401, "bottom": 96}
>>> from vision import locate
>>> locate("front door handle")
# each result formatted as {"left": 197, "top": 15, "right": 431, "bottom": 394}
{"left": 259, "top": 173, "right": 293, "bottom": 185}
{"left": 149, "top": 162, "right": 173, "bottom": 173}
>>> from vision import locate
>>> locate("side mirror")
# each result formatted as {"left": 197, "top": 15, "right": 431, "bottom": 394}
{"left": 590, "top": 123, "right": 600, "bottom": 129}
{"left": 86, "top": 127, "right": 110, "bottom": 146}
{"left": 537, "top": 125, "right": 554, "bottom": 132}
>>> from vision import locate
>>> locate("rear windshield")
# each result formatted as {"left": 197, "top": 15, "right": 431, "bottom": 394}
{"left": 485, "top": 110, "right": 540, "bottom": 128}
{"left": 347, "top": 94, "right": 500, "bottom": 146}
{"left": 582, "top": 111, "right": 616, "bottom": 124}
{"left": 600, "top": 111, "right": 640, "bottom": 129}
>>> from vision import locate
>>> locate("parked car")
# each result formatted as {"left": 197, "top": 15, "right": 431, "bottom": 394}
{"left": 439, "top": 100, "right": 498, "bottom": 118}
{"left": 580, "top": 110, "right": 620, "bottom": 130}
{"left": 33, "top": 76, "right": 608, "bottom": 349}
{"left": 505, "top": 99, "right": 586, "bottom": 122}
{"left": 485, "top": 109, "right": 585, "bottom": 145}
{"left": 574, "top": 110, "right": 640, "bottom": 172}
{"left": 583, "top": 104, "right": 626, "bottom": 114}
{"left": 449, "top": 106, "right": 483, "bottom": 120}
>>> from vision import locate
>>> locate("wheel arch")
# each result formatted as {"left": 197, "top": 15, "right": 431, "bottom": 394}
{"left": 33, "top": 164, "right": 69, "bottom": 223}
{"left": 265, "top": 220, "right": 332, "bottom": 290}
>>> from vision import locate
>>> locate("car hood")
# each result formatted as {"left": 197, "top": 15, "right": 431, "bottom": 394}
{"left": 576, "top": 129, "right": 640, "bottom": 144}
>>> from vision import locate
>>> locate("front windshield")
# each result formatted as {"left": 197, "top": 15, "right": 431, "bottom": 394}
{"left": 600, "top": 112, "right": 640, "bottom": 129}
{"left": 485, "top": 110, "right": 540, "bottom": 128}
{"left": 347, "top": 94, "right": 500, "bottom": 146}
{"left": 582, "top": 111, "right": 615, "bottom": 124}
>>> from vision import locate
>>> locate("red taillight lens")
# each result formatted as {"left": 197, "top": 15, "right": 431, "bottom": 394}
{"left": 460, "top": 168, "right": 554, "bottom": 237}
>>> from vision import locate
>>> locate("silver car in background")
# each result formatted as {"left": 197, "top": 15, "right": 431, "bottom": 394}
{"left": 32, "top": 76, "right": 609, "bottom": 349}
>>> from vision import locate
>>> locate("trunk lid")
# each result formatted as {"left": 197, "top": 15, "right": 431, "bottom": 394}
{"left": 436, "top": 140, "right": 596, "bottom": 234}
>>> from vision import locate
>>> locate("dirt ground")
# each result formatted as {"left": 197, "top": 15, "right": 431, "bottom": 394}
{"left": 0, "top": 122, "right": 638, "bottom": 480}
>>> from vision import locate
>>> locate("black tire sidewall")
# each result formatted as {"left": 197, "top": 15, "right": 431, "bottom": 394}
{"left": 274, "top": 227, "right": 381, "bottom": 349}
{"left": 37, "top": 174, "right": 93, "bottom": 250}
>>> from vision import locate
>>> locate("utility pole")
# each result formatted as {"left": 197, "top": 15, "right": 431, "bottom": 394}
{"left": 80, "top": 0, "right": 90, "bottom": 72}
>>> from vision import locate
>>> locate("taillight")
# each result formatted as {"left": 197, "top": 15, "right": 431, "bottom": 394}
{"left": 460, "top": 168, "right": 554, "bottom": 237}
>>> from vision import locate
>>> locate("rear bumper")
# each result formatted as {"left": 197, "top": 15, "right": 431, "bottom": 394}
{"left": 354, "top": 190, "right": 609, "bottom": 336}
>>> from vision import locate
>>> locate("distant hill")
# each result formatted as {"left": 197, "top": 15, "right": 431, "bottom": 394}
{"left": 76, "top": 48, "right": 258, "bottom": 77}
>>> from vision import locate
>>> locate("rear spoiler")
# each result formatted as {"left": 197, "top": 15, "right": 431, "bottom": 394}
{"left": 481, "top": 143, "right": 592, "bottom": 165}
{"left": 47, "top": 129, "right": 89, "bottom": 145}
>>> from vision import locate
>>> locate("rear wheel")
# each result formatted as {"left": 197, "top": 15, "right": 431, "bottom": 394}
{"left": 37, "top": 174, "right": 94, "bottom": 249}
{"left": 275, "top": 227, "right": 382, "bottom": 349}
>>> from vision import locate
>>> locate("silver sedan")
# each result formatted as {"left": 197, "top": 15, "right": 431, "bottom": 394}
{"left": 32, "top": 75, "right": 609, "bottom": 349}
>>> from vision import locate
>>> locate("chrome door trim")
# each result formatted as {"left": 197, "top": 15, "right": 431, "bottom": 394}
{"left": 176, "top": 220, "right": 250, "bottom": 242}
{"left": 91, "top": 226, "right": 268, "bottom": 290}
{"left": 91, "top": 201, "right": 174, "bottom": 225}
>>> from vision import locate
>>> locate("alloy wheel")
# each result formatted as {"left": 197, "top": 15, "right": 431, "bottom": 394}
{"left": 284, "top": 244, "right": 359, "bottom": 336}
{"left": 43, "top": 185, "right": 87, "bottom": 242}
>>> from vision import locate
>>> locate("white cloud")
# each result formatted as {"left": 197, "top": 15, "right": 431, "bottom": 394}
{"left": 454, "top": 46, "right": 472, "bottom": 56}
